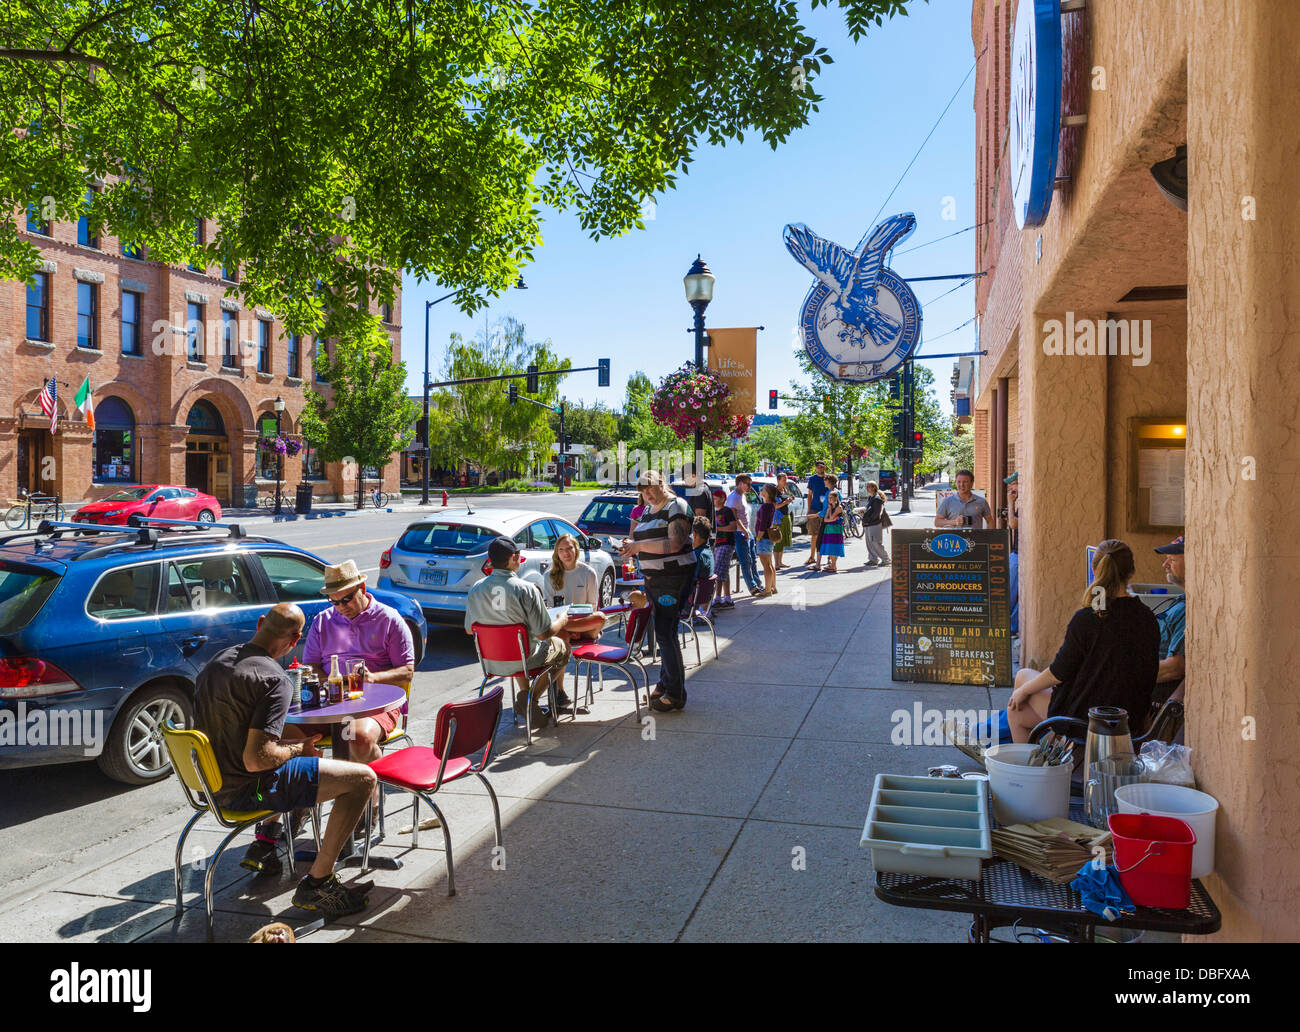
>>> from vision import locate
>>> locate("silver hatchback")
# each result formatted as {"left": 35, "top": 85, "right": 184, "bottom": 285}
{"left": 376, "top": 508, "right": 618, "bottom": 624}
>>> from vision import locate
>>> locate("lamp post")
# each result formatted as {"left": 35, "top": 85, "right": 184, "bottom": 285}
{"left": 273, "top": 395, "right": 285, "bottom": 515}
{"left": 420, "top": 277, "right": 527, "bottom": 505}
{"left": 683, "top": 256, "right": 714, "bottom": 472}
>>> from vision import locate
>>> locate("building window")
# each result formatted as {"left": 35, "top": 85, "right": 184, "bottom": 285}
{"left": 121, "top": 290, "right": 143, "bottom": 355}
{"left": 258, "top": 415, "right": 280, "bottom": 479}
{"left": 78, "top": 187, "right": 99, "bottom": 248}
{"left": 287, "top": 332, "right": 301, "bottom": 378}
{"left": 221, "top": 309, "right": 237, "bottom": 368}
{"left": 314, "top": 337, "right": 329, "bottom": 382}
{"left": 121, "top": 241, "right": 143, "bottom": 260}
{"left": 222, "top": 261, "right": 238, "bottom": 282}
{"left": 93, "top": 397, "right": 136, "bottom": 482}
{"left": 77, "top": 281, "right": 99, "bottom": 350}
{"left": 187, "top": 301, "right": 204, "bottom": 361}
{"left": 26, "top": 272, "right": 51, "bottom": 341}
{"left": 380, "top": 302, "right": 392, "bottom": 323}
{"left": 303, "top": 442, "right": 325, "bottom": 480}
{"left": 257, "top": 320, "right": 271, "bottom": 373}
{"left": 189, "top": 219, "right": 205, "bottom": 272}
{"left": 26, "top": 204, "right": 50, "bottom": 236}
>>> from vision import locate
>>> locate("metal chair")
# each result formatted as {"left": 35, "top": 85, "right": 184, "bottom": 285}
{"left": 362, "top": 686, "right": 505, "bottom": 896}
{"left": 569, "top": 605, "right": 653, "bottom": 720}
{"left": 471, "top": 622, "right": 560, "bottom": 744}
{"left": 677, "top": 575, "right": 719, "bottom": 666}
{"left": 160, "top": 722, "right": 318, "bottom": 938}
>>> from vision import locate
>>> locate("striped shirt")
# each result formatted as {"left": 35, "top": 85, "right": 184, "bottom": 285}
{"left": 632, "top": 495, "right": 696, "bottom": 578}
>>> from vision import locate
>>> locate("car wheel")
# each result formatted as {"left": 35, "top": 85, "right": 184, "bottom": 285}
{"left": 406, "top": 620, "right": 426, "bottom": 667}
{"left": 196, "top": 509, "right": 215, "bottom": 523}
{"left": 599, "top": 567, "right": 615, "bottom": 608}
{"left": 97, "top": 683, "right": 193, "bottom": 786}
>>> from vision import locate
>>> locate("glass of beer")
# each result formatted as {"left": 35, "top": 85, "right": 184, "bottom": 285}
{"left": 348, "top": 659, "right": 365, "bottom": 695}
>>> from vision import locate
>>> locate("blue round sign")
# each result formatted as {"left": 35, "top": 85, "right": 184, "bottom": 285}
{"left": 1009, "top": 0, "right": 1062, "bottom": 229}
{"left": 929, "top": 533, "right": 969, "bottom": 558}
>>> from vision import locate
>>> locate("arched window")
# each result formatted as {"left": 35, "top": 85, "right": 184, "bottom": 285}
{"left": 258, "top": 414, "right": 280, "bottom": 480}
{"left": 94, "top": 396, "right": 136, "bottom": 483}
{"left": 185, "top": 399, "right": 225, "bottom": 435}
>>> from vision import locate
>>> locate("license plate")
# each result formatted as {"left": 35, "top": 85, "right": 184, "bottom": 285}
{"left": 419, "top": 569, "right": 447, "bottom": 586}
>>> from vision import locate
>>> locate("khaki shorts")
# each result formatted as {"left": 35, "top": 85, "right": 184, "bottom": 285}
{"left": 806, "top": 515, "right": 823, "bottom": 537}
{"left": 530, "top": 636, "right": 570, "bottom": 681}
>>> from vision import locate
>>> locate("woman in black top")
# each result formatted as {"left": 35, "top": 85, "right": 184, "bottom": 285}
{"left": 1007, "top": 539, "right": 1160, "bottom": 743}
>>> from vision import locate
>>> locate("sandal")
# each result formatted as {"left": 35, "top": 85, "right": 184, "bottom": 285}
{"left": 649, "top": 694, "right": 685, "bottom": 712}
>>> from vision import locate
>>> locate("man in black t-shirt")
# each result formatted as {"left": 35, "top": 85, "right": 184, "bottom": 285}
{"left": 194, "top": 603, "right": 378, "bottom": 918}
{"left": 680, "top": 462, "right": 714, "bottom": 545}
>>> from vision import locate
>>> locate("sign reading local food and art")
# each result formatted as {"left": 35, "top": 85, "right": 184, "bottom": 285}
{"left": 891, "top": 529, "right": 1013, "bottom": 686}
{"left": 783, "top": 213, "right": 922, "bottom": 383}
{"left": 1009, "top": 0, "right": 1063, "bottom": 229}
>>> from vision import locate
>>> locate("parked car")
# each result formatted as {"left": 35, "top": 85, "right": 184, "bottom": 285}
{"left": 749, "top": 476, "right": 808, "bottom": 532}
{"left": 878, "top": 469, "right": 898, "bottom": 499}
{"left": 0, "top": 521, "right": 427, "bottom": 784}
{"left": 377, "top": 508, "right": 617, "bottom": 625}
{"left": 576, "top": 491, "right": 641, "bottom": 553}
{"left": 73, "top": 485, "right": 222, "bottom": 526}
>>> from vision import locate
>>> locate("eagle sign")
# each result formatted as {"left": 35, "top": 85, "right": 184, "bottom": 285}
{"left": 784, "top": 212, "right": 922, "bottom": 383}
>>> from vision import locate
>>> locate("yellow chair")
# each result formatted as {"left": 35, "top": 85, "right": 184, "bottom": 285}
{"left": 161, "top": 722, "right": 312, "bottom": 938}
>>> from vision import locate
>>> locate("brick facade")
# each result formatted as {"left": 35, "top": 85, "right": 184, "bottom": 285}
{"left": 2, "top": 216, "right": 403, "bottom": 508}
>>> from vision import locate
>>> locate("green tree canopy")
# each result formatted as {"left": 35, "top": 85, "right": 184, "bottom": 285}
{"left": 1, "top": 1, "right": 917, "bottom": 338}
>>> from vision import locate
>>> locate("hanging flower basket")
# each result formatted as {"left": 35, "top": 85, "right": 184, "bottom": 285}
{"left": 257, "top": 435, "right": 303, "bottom": 457}
{"left": 650, "top": 364, "right": 740, "bottom": 442}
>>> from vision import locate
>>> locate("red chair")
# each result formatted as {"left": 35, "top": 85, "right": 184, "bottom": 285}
{"left": 678, "top": 575, "right": 718, "bottom": 666}
{"left": 362, "top": 685, "right": 505, "bottom": 896}
{"left": 471, "top": 622, "right": 559, "bottom": 744}
{"left": 569, "top": 606, "right": 652, "bottom": 720}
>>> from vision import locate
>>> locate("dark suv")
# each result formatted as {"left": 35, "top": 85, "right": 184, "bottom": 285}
{"left": 0, "top": 521, "right": 426, "bottom": 785}
{"left": 575, "top": 490, "right": 641, "bottom": 552}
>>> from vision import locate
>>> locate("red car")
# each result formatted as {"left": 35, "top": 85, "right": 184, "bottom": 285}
{"left": 73, "top": 485, "right": 223, "bottom": 526}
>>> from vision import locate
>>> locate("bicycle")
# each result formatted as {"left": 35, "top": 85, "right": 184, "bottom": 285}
{"left": 844, "top": 504, "right": 864, "bottom": 539}
{"left": 370, "top": 488, "right": 389, "bottom": 508}
{"left": 4, "top": 489, "right": 65, "bottom": 531}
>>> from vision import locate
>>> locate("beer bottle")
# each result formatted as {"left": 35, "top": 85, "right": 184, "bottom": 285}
{"left": 327, "top": 654, "right": 345, "bottom": 705}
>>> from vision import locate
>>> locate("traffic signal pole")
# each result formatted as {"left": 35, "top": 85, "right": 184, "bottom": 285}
{"left": 899, "top": 359, "right": 914, "bottom": 514}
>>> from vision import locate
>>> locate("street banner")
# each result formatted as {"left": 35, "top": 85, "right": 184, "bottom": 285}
{"left": 891, "top": 528, "right": 1013, "bottom": 686}
{"left": 706, "top": 327, "right": 758, "bottom": 415}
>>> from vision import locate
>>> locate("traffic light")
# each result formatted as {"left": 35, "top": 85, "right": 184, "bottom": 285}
{"left": 526, "top": 363, "right": 538, "bottom": 393}
{"left": 415, "top": 416, "right": 428, "bottom": 443}
{"left": 508, "top": 383, "right": 518, "bottom": 405}
{"left": 913, "top": 430, "right": 924, "bottom": 451}
{"left": 823, "top": 393, "right": 832, "bottom": 413}
{"left": 889, "top": 377, "right": 900, "bottom": 400}
{"left": 598, "top": 358, "right": 610, "bottom": 387}
{"left": 769, "top": 389, "right": 778, "bottom": 410}
{"left": 891, "top": 413, "right": 904, "bottom": 439}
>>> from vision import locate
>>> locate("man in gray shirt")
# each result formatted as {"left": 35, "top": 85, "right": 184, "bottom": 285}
{"left": 465, "top": 536, "right": 570, "bottom": 729}
{"left": 935, "top": 469, "right": 994, "bottom": 529}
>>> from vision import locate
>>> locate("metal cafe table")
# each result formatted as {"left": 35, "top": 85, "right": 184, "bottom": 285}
{"left": 874, "top": 801, "right": 1222, "bottom": 942}
{"left": 284, "top": 681, "right": 407, "bottom": 870}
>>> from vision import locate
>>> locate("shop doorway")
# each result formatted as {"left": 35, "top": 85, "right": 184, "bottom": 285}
{"left": 183, "top": 400, "right": 230, "bottom": 504}
{"left": 15, "top": 429, "right": 46, "bottom": 496}
{"left": 185, "top": 450, "right": 210, "bottom": 494}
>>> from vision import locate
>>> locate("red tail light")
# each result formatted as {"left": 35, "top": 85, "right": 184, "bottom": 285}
{"left": 481, "top": 558, "right": 493, "bottom": 575}
{"left": 0, "top": 658, "right": 81, "bottom": 698}
{"left": 379, "top": 548, "right": 392, "bottom": 570}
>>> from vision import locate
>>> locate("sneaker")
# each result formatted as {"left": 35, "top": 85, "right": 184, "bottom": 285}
{"left": 292, "top": 874, "right": 370, "bottom": 919}
{"left": 864, "top": 560, "right": 879, "bottom": 568}
{"left": 240, "top": 837, "right": 282, "bottom": 877}
{"left": 941, "top": 717, "right": 986, "bottom": 765}
{"left": 554, "top": 687, "right": 572, "bottom": 709}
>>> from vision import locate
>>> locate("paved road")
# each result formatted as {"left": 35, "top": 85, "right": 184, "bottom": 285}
{"left": 0, "top": 489, "right": 604, "bottom": 908}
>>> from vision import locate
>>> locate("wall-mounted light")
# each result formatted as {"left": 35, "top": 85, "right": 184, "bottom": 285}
{"left": 1150, "top": 145, "right": 1188, "bottom": 211}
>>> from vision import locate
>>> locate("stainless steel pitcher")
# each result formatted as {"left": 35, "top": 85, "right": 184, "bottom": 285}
{"left": 1082, "top": 706, "right": 1134, "bottom": 782}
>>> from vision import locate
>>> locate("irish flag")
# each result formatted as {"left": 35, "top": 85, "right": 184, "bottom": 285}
{"left": 74, "top": 377, "right": 95, "bottom": 430}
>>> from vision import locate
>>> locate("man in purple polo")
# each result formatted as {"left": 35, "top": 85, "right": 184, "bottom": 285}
{"left": 302, "top": 560, "right": 414, "bottom": 766}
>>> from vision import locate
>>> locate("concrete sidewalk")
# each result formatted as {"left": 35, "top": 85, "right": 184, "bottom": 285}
{"left": 0, "top": 491, "right": 1008, "bottom": 943}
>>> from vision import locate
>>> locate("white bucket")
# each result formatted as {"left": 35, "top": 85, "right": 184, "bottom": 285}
{"left": 1114, "top": 783, "right": 1218, "bottom": 879}
{"left": 984, "top": 744, "right": 1073, "bottom": 825}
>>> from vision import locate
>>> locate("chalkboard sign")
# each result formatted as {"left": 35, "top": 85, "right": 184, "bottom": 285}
{"left": 891, "top": 528, "right": 1013, "bottom": 686}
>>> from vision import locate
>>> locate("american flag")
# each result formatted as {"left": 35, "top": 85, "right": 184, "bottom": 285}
{"left": 40, "top": 378, "right": 57, "bottom": 434}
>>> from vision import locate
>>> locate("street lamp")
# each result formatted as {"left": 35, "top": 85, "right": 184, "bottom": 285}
{"left": 683, "top": 255, "right": 714, "bottom": 472}
{"left": 273, "top": 395, "right": 285, "bottom": 515}
{"left": 421, "top": 277, "right": 528, "bottom": 505}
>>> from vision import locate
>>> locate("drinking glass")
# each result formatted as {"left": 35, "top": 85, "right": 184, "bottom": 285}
{"left": 1084, "top": 754, "right": 1148, "bottom": 829}
{"left": 348, "top": 659, "right": 365, "bottom": 695}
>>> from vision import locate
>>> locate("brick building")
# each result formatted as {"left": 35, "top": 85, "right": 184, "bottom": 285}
{"left": 971, "top": 0, "right": 1299, "bottom": 940}
{"left": 3, "top": 210, "right": 403, "bottom": 508}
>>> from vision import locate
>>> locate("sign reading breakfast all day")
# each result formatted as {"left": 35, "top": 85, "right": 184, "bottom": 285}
{"left": 890, "top": 529, "right": 1013, "bottom": 686}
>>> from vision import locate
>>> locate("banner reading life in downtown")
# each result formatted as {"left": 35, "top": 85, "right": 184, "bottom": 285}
{"left": 705, "top": 327, "right": 758, "bottom": 415}
{"left": 890, "top": 529, "right": 1013, "bottom": 686}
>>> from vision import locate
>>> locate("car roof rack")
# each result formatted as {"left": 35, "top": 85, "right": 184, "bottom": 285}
{"left": 127, "top": 514, "right": 246, "bottom": 537}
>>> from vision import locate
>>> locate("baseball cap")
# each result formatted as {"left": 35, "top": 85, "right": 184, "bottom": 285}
{"left": 487, "top": 536, "right": 521, "bottom": 566}
{"left": 1154, "top": 535, "right": 1184, "bottom": 555}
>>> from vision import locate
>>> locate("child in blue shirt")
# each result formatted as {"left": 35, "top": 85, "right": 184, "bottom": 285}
{"left": 691, "top": 517, "right": 715, "bottom": 619}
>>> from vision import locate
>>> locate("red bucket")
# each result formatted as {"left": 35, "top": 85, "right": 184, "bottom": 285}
{"left": 1108, "top": 814, "right": 1196, "bottom": 909}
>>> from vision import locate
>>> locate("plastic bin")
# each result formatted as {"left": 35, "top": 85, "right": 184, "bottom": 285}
{"left": 294, "top": 483, "right": 314, "bottom": 514}
{"left": 1109, "top": 813, "right": 1195, "bottom": 909}
{"left": 861, "top": 774, "right": 992, "bottom": 880}
{"left": 984, "top": 743, "right": 1072, "bottom": 825}
{"left": 1114, "top": 783, "right": 1218, "bottom": 879}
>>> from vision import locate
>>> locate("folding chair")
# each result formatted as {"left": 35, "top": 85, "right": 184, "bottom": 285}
{"left": 363, "top": 686, "right": 505, "bottom": 896}
{"left": 569, "top": 605, "right": 653, "bottom": 720}
{"left": 161, "top": 722, "right": 319, "bottom": 938}
{"left": 678, "top": 575, "right": 719, "bottom": 666}
{"left": 471, "top": 622, "right": 560, "bottom": 744}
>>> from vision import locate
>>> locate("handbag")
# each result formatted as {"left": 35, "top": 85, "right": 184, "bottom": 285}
{"left": 880, "top": 508, "right": 893, "bottom": 529}
{"left": 766, "top": 524, "right": 782, "bottom": 541}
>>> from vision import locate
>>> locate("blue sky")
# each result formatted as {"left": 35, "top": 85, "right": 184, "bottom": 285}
{"left": 400, "top": 0, "right": 977, "bottom": 417}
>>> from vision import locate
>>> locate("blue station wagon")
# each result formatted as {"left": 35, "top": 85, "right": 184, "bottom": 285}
{"left": 0, "top": 521, "right": 426, "bottom": 785}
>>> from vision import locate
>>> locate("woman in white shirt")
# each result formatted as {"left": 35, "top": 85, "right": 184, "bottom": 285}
{"left": 549, "top": 534, "right": 607, "bottom": 643}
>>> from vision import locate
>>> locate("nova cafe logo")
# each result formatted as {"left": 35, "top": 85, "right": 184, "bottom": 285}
{"left": 50, "top": 964, "right": 151, "bottom": 1012}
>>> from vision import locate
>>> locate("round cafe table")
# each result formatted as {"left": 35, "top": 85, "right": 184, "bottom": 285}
{"left": 284, "top": 681, "right": 406, "bottom": 869}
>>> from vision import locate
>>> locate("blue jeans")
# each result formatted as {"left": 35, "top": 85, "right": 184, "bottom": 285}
{"left": 736, "top": 534, "right": 761, "bottom": 593}
{"left": 647, "top": 573, "right": 693, "bottom": 701}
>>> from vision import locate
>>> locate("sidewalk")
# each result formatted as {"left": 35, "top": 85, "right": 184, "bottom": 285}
{"left": 0, "top": 488, "right": 1010, "bottom": 943}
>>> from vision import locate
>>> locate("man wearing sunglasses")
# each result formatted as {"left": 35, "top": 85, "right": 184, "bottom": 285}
{"left": 301, "top": 560, "right": 415, "bottom": 768}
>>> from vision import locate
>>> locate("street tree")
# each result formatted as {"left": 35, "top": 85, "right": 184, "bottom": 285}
{"left": 298, "top": 322, "right": 418, "bottom": 509}
{"left": 1, "top": 1, "right": 918, "bottom": 339}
